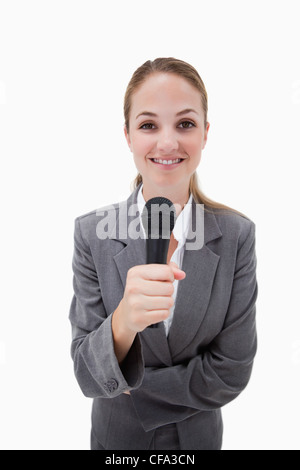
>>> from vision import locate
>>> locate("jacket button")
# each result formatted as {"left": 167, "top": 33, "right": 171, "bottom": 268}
{"left": 104, "top": 379, "right": 118, "bottom": 393}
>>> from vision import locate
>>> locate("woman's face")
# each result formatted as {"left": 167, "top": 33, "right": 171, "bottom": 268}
{"left": 124, "top": 72, "right": 210, "bottom": 197}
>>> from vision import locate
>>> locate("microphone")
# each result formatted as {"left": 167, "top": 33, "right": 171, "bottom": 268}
{"left": 141, "top": 196, "right": 177, "bottom": 263}
{"left": 141, "top": 196, "right": 177, "bottom": 328}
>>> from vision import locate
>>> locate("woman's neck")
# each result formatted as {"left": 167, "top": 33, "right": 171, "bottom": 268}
{"left": 141, "top": 183, "right": 190, "bottom": 214}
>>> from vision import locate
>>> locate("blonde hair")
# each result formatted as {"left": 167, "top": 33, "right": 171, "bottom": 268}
{"left": 124, "top": 57, "right": 244, "bottom": 216}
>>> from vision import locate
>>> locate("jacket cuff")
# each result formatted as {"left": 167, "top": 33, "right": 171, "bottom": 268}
{"left": 120, "top": 332, "right": 145, "bottom": 391}
{"left": 97, "top": 313, "right": 145, "bottom": 398}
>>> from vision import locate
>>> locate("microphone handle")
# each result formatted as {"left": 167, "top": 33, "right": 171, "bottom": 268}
{"left": 147, "top": 237, "right": 171, "bottom": 328}
{"left": 146, "top": 237, "right": 170, "bottom": 264}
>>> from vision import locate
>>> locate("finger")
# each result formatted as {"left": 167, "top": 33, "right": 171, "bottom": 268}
{"left": 144, "top": 309, "right": 171, "bottom": 326}
{"left": 135, "top": 264, "right": 176, "bottom": 282}
{"left": 143, "top": 295, "right": 174, "bottom": 311}
{"left": 173, "top": 269, "right": 186, "bottom": 281}
{"left": 168, "top": 262, "right": 186, "bottom": 280}
{"left": 140, "top": 279, "right": 174, "bottom": 296}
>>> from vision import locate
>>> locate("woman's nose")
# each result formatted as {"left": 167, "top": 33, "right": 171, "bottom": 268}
{"left": 156, "top": 129, "right": 179, "bottom": 153}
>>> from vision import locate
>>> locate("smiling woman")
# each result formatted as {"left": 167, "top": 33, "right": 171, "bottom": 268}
{"left": 69, "top": 57, "right": 258, "bottom": 451}
{"left": 124, "top": 68, "right": 208, "bottom": 206}
{"left": 124, "top": 58, "right": 243, "bottom": 214}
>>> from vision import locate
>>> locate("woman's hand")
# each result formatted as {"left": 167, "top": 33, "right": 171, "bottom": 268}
{"left": 112, "top": 263, "right": 185, "bottom": 364}
{"left": 117, "top": 263, "right": 186, "bottom": 333}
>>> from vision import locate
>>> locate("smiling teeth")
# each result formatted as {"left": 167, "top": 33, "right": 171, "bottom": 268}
{"left": 153, "top": 158, "right": 181, "bottom": 165}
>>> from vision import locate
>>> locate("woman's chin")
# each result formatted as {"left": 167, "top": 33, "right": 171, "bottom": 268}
{"left": 143, "top": 171, "right": 181, "bottom": 186}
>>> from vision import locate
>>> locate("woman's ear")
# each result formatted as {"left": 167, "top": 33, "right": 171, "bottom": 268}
{"left": 124, "top": 125, "right": 132, "bottom": 152}
{"left": 202, "top": 122, "right": 210, "bottom": 149}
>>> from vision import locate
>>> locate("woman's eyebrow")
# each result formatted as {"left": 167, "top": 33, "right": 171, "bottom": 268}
{"left": 135, "top": 108, "right": 199, "bottom": 120}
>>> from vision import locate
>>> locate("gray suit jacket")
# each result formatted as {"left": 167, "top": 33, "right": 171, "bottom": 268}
{"left": 69, "top": 185, "right": 258, "bottom": 450}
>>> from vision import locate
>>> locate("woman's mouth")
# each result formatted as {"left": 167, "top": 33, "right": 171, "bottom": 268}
{"left": 150, "top": 158, "right": 184, "bottom": 167}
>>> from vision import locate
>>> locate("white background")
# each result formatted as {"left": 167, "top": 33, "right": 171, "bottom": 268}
{"left": 0, "top": 0, "right": 299, "bottom": 450}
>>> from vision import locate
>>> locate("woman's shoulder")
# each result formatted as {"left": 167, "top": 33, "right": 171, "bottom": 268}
{"left": 73, "top": 197, "right": 130, "bottom": 244}
{"left": 75, "top": 187, "right": 139, "bottom": 230}
{"left": 205, "top": 205, "right": 256, "bottom": 244}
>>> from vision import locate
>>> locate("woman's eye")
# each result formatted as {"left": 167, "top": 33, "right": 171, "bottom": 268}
{"left": 179, "top": 121, "right": 195, "bottom": 129}
{"left": 140, "top": 123, "right": 155, "bottom": 130}
{"left": 140, "top": 121, "right": 195, "bottom": 130}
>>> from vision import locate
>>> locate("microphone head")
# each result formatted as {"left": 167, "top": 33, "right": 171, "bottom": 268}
{"left": 141, "top": 196, "right": 177, "bottom": 239}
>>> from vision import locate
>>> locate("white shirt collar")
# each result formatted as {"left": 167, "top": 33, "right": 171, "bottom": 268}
{"left": 137, "top": 184, "right": 193, "bottom": 247}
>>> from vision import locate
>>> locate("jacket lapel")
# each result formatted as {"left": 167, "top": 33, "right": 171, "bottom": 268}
{"left": 168, "top": 203, "right": 222, "bottom": 359}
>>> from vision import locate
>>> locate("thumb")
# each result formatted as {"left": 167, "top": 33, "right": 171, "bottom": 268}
{"left": 168, "top": 261, "right": 186, "bottom": 280}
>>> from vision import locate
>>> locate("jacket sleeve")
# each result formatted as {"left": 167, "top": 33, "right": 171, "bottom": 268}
{"left": 69, "top": 217, "right": 144, "bottom": 398}
{"left": 131, "top": 221, "right": 258, "bottom": 431}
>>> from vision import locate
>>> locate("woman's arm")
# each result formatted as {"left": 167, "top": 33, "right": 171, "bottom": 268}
{"left": 111, "top": 301, "right": 137, "bottom": 365}
{"left": 130, "top": 221, "right": 258, "bottom": 431}
{"left": 69, "top": 217, "right": 145, "bottom": 398}
{"left": 69, "top": 216, "right": 185, "bottom": 397}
